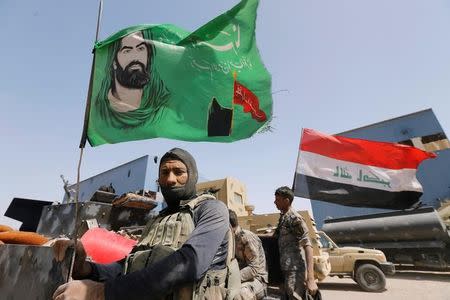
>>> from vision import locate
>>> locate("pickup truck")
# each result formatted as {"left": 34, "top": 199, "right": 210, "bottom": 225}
{"left": 319, "top": 230, "right": 395, "bottom": 292}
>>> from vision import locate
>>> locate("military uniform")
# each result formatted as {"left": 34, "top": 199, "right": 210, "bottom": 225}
{"left": 87, "top": 148, "right": 238, "bottom": 300}
{"left": 234, "top": 227, "right": 268, "bottom": 300}
{"left": 274, "top": 207, "right": 311, "bottom": 300}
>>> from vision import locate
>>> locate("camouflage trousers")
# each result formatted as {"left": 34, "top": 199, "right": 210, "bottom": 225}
{"left": 281, "top": 269, "right": 306, "bottom": 300}
{"left": 233, "top": 278, "right": 266, "bottom": 300}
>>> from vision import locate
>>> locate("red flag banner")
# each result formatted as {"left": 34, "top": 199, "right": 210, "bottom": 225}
{"left": 293, "top": 128, "right": 436, "bottom": 209}
{"left": 233, "top": 80, "right": 267, "bottom": 122}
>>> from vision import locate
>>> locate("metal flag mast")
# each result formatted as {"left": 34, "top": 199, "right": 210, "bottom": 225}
{"left": 68, "top": 0, "right": 104, "bottom": 281}
{"left": 292, "top": 127, "right": 304, "bottom": 192}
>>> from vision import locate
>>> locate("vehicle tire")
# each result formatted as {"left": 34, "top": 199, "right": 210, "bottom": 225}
{"left": 355, "top": 263, "right": 386, "bottom": 292}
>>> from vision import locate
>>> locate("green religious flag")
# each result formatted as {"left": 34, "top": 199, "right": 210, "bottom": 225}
{"left": 86, "top": 0, "right": 272, "bottom": 146}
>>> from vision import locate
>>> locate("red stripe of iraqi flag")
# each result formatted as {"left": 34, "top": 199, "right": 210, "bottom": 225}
{"left": 294, "top": 128, "right": 437, "bottom": 209}
{"left": 233, "top": 80, "right": 267, "bottom": 122}
{"left": 301, "top": 128, "right": 436, "bottom": 169}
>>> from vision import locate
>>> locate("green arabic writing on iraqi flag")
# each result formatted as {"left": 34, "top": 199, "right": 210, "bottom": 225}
{"left": 86, "top": 0, "right": 272, "bottom": 146}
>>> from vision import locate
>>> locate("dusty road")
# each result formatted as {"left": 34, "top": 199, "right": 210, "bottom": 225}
{"left": 318, "top": 270, "right": 450, "bottom": 300}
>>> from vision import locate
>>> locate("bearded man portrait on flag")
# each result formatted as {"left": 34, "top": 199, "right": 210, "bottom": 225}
{"left": 86, "top": 0, "right": 272, "bottom": 147}
{"left": 94, "top": 30, "right": 170, "bottom": 128}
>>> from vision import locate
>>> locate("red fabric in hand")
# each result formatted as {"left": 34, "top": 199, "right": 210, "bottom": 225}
{"left": 81, "top": 227, "right": 137, "bottom": 263}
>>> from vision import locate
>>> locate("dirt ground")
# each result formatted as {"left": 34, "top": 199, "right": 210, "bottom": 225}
{"left": 267, "top": 270, "right": 450, "bottom": 300}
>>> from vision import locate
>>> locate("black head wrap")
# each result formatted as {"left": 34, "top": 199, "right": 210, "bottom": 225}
{"left": 159, "top": 148, "right": 198, "bottom": 206}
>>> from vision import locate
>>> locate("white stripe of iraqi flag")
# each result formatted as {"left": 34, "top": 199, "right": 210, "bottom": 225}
{"left": 293, "top": 128, "right": 437, "bottom": 210}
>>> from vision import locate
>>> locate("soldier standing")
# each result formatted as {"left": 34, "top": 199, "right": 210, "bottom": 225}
{"left": 273, "top": 186, "right": 318, "bottom": 300}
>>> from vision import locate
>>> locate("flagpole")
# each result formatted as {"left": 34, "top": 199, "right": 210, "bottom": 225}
{"left": 232, "top": 71, "right": 237, "bottom": 133}
{"left": 79, "top": 0, "right": 103, "bottom": 149}
{"left": 292, "top": 127, "right": 304, "bottom": 191}
{"left": 68, "top": 0, "right": 103, "bottom": 282}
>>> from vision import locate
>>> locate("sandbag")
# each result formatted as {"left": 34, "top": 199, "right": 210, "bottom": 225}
{"left": 112, "top": 193, "right": 155, "bottom": 210}
{"left": 314, "top": 252, "right": 331, "bottom": 281}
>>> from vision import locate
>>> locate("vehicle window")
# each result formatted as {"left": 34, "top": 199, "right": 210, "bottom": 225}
{"left": 319, "top": 235, "right": 330, "bottom": 248}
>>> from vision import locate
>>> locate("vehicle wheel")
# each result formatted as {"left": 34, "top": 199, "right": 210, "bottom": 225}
{"left": 355, "top": 264, "right": 386, "bottom": 292}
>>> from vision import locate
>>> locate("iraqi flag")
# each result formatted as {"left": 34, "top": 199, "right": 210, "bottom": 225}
{"left": 293, "top": 128, "right": 436, "bottom": 209}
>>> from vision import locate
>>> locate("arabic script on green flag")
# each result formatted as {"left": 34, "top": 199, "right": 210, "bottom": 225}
{"left": 87, "top": 0, "right": 272, "bottom": 146}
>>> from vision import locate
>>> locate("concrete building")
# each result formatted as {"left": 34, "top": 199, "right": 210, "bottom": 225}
{"left": 196, "top": 177, "right": 253, "bottom": 216}
{"left": 311, "top": 108, "right": 450, "bottom": 228}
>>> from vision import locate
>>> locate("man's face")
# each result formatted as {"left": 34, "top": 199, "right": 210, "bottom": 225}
{"left": 274, "top": 194, "right": 290, "bottom": 212}
{"left": 158, "top": 160, "right": 188, "bottom": 189}
{"left": 114, "top": 32, "right": 150, "bottom": 89}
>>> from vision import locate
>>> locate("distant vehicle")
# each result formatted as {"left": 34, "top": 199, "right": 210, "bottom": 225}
{"left": 248, "top": 212, "right": 396, "bottom": 293}
{"left": 322, "top": 206, "right": 450, "bottom": 270}
{"left": 319, "top": 231, "right": 395, "bottom": 292}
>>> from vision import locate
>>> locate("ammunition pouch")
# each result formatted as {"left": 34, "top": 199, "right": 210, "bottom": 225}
{"left": 122, "top": 195, "right": 235, "bottom": 299}
{"left": 196, "top": 268, "right": 227, "bottom": 300}
{"left": 124, "top": 244, "right": 175, "bottom": 274}
{"left": 124, "top": 245, "right": 194, "bottom": 300}
{"left": 224, "top": 258, "right": 241, "bottom": 300}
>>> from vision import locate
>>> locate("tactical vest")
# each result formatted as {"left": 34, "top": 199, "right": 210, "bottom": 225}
{"left": 123, "top": 194, "right": 240, "bottom": 300}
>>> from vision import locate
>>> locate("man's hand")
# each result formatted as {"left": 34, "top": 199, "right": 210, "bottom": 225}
{"left": 51, "top": 238, "right": 92, "bottom": 278}
{"left": 53, "top": 280, "right": 104, "bottom": 300}
{"left": 306, "top": 277, "right": 318, "bottom": 296}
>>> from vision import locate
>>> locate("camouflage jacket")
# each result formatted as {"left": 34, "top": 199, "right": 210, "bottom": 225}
{"left": 234, "top": 227, "right": 269, "bottom": 283}
{"left": 274, "top": 207, "right": 311, "bottom": 271}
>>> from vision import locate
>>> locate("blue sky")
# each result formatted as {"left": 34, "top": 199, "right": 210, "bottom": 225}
{"left": 1, "top": 0, "right": 450, "bottom": 228}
